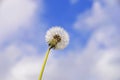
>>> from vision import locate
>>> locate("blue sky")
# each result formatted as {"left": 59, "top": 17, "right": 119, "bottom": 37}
{"left": 43, "top": 0, "right": 92, "bottom": 26}
{"left": 0, "top": 0, "right": 120, "bottom": 80}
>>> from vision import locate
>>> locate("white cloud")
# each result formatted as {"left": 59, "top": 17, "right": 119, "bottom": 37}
{"left": 6, "top": 56, "right": 41, "bottom": 80}
{"left": 72, "top": 0, "right": 120, "bottom": 80}
{"left": 0, "top": 0, "right": 46, "bottom": 79}
{"left": 84, "top": 28, "right": 120, "bottom": 80}
{"left": 93, "top": 49, "right": 120, "bottom": 80}
{"left": 0, "top": 0, "right": 43, "bottom": 44}
{"left": 1, "top": 31, "right": 120, "bottom": 80}
{"left": 0, "top": 43, "right": 39, "bottom": 80}
{"left": 74, "top": 0, "right": 120, "bottom": 30}
{"left": 74, "top": 2, "right": 108, "bottom": 30}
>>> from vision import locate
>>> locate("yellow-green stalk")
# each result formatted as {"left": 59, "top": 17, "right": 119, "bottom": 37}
{"left": 38, "top": 47, "right": 51, "bottom": 80}
{"left": 38, "top": 39, "right": 58, "bottom": 80}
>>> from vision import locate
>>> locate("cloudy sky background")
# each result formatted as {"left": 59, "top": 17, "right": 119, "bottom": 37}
{"left": 0, "top": 0, "right": 120, "bottom": 80}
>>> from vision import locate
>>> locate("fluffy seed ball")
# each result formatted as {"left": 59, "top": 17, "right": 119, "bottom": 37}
{"left": 45, "top": 26, "right": 69, "bottom": 49}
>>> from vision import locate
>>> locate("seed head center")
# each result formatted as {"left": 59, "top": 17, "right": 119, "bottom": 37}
{"left": 53, "top": 35, "right": 61, "bottom": 42}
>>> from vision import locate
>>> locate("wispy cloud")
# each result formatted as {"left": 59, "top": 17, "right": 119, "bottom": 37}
{"left": 0, "top": 0, "right": 45, "bottom": 80}
{"left": 72, "top": 0, "right": 120, "bottom": 80}
{"left": 0, "top": 0, "right": 43, "bottom": 44}
{"left": 70, "top": 0, "right": 79, "bottom": 5}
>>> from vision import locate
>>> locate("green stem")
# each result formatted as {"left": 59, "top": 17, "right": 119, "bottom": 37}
{"left": 38, "top": 47, "right": 51, "bottom": 80}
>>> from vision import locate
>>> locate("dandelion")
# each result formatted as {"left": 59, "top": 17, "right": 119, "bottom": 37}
{"left": 38, "top": 26, "right": 69, "bottom": 80}
{"left": 45, "top": 27, "right": 69, "bottom": 49}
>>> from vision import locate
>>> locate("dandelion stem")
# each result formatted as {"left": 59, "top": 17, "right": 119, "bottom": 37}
{"left": 38, "top": 47, "right": 51, "bottom": 80}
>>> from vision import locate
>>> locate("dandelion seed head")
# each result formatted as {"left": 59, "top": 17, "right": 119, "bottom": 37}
{"left": 45, "top": 26, "right": 69, "bottom": 49}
